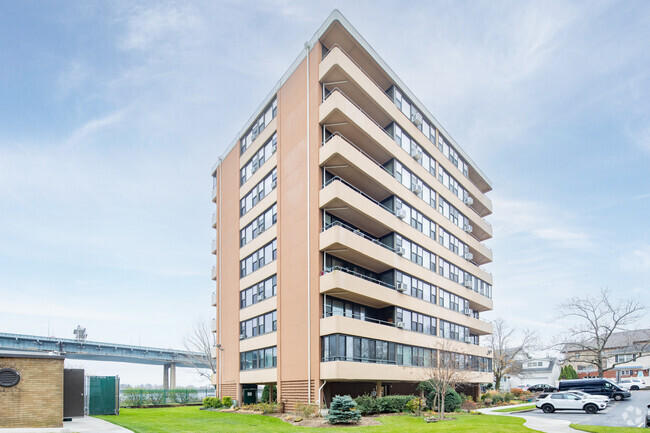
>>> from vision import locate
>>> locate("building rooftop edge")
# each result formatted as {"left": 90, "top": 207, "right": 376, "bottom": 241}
{"left": 211, "top": 9, "right": 493, "bottom": 189}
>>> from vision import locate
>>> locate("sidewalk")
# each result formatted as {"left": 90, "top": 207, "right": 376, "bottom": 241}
{"left": 0, "top": 416, "right": 132, "bottom": 433}
{"left": 479, "top": 404, "right": 577, "bottom": 433}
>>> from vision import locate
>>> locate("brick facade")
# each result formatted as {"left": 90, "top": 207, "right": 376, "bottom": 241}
{"left": 0, "top": 355, "right": 64, "bottom": 428}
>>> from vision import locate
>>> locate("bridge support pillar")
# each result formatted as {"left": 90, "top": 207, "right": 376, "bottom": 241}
{"left": 163, "top": 363, "right": 177, "bottom": 390}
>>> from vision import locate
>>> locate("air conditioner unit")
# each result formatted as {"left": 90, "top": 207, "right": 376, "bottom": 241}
{"left": 396, "top": 209, "right": 407, "bottom": 219}
{"left": 396, "top": 282, "right": 408, "bottom": 292}
{"left": 239, "top": 334, "right": 246, "bottom": 340}
{"left": 463, "top": 280, "right": 473, "bottom": 288}
{"left": 463, "top": 196, "right": 474, "bottom": 206}
{"left": 396, "top": 247, "right": 405, "bottom": 256}
{"left": 464, "top": 336, "right": 472, "bottom": 344}
{"left": 396, "top": 321, "right": 405, "bottom": 329}
{"left": 411, "top": 112, "right": 423, "bottom": 127}
{"left": 271, "top": 179, "right": 277, "bottom": 189}
{"left": 463, "top": 224, "right": 473, "bottom": 233}
{"left": 410, "top": 148, "right": 422, "bottom": 161}
{"left": 411, "top": 183, "right": 422, "bottom": 195}
{"left": 464, "top": 252, "right": 474, "bottom": 260}
{"left": 464, "top": 308, "right": 471, "bottom": 316}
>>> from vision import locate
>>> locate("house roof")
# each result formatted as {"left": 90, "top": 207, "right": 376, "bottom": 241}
{"left": 519, "top": 358, "right": 557, "bottom": 373}
{"left": 563, "top": 329, "right": 650, "bottom": 353}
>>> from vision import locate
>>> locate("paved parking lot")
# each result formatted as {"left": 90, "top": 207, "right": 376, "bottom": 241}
{"left": 524, "top": 389, "right": 650, "bottom": 428}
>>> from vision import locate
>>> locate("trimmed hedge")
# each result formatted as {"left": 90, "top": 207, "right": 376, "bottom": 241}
{"left": 353, "top": 394, "right": 418, "bottom": 415}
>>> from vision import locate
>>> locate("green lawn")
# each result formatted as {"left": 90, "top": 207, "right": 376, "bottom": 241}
{"left": 96, "top": 406, "right": 543, "bottom": 433}
{"left": 492, "top": 405, "right": 537, "bottom": 413}
{"left": 570, "top": 425, "right": 645, "bottom": 432}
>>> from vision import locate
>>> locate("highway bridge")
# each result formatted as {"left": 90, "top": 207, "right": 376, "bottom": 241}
{"left": 0, "top": 332, "right": 211, "bottom": 388}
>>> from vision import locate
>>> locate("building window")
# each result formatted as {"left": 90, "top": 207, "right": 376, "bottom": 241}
{"left": 615, "top": 354, "right": 635, "bottom": 363}
{"left": 240, "top": 98, "right": 277, "bottom": 154}
{"left": 240, "top": 204, "right": 277, "bottom": 247}
{"left": 240, "top": 168, "right": 277, "bottom": 217}
{"left": 240, "top": 239, "right": 277, "bottom": 278}
{"left": 240, "top": 346, "right": 277, "bottom": 370}
{"left": 239, "top": 310, "right": 277, "bottom": 339}
{"left": 241, "top": 133, "right": 277, "bottom": 185}
{"left": 240, "top": 275, "right": 277, "bottom": 309}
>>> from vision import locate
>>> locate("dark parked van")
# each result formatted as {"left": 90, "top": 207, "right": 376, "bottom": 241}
{"left": 558, "top": 378, "right": 631, "bottom": 401}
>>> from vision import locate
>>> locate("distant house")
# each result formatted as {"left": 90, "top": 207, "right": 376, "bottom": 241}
{"left": 562, "top": 329, "right": 650, "bottom": 380}
{"left": 503, "top": 357, "right": 561, "bottom": 390}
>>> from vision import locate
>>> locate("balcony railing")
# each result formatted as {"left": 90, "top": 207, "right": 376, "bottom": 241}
{"left": 322, "top": 265, "right": 394, "bottom": 289}
{"left": 211, "top": 212, "right": 217, "bottom": 227}
{"left": 322, "top": 220, "right": 395, "bottom": 253}
{"left": 322, "top": 311, "right": 396, "bottom": 328}
{"left": 211, "top": 266, "right": 217, "bottom": 280}
{"left": 323, "top": 176, "right": 393, "bottom": 214}
{"left": 211, "top": 291, "right": 217, "bottom": 307}
{"left": 211, "top": 186, "right": 217, "bottom": 201}
{"left": 211, "top": 238, "right": 217, "bottom": 254}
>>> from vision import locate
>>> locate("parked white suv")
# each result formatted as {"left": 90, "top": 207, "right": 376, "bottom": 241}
{"left": 568, "top": 390, "right": 609, "bottom": 405}
{"left": 536, "top": 391, "right": 607, "bottom": 414}
{"left": 618, "top": 378, "right": 647, "bottom": 390}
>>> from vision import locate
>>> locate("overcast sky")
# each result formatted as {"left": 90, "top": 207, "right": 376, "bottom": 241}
{"left": 1, "top": 1, "right": 649, "bottom": 386}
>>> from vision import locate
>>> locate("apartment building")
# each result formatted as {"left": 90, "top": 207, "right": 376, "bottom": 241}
{"left": 210, "top": 10, "right": 494, "bottom": 409}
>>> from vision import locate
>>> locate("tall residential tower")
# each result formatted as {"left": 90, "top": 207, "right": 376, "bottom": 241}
{"left": 211, "top": 10, "right": 493, "bottom": 409}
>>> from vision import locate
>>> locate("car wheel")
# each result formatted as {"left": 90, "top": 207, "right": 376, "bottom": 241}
{"left": 631, "top": 386, "right": 639, "bottom": 391}
{"left": 542, "top": 404, "right": 554, "bottom": 413}
{"left": 614, "top": 394, "right": 623, "bottom": 401}
{"left": 584, "top": 404, "right": 598, "bottom": 414}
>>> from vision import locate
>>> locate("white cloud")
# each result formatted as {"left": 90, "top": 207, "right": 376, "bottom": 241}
{"left": 622, "top": 245, "right": 650, "bottom": 272}
{"left": 66, "top": 108, "right": 128, "bottom": 148}
{"left": 491, "top": 196, "right": 592, "bottom": 249}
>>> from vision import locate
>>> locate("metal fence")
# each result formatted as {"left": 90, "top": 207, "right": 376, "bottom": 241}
{"left": 120, "top": 388, "right": 215, "bottom": 407}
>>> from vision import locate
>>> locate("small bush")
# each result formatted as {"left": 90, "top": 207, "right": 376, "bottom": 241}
{"left": 354, "top": 394, "right": 379, "bottom": 415}
{"left": 461, "top": 400, "right": 478, "bottom": 411}
{"left": 203, "top": 397, "right": 212, "bottom": 408}
{"left": 377, "top": 395, "right": 416, "bottom": 413}
{"left": 444, "top": 389, "right": 462, "bottom": 412}
{"left": 246, "top": 402, "right": 280, "bottom": 413}
{"left": 222, "top": 396, "right": 233, "bottom": 407}
{"left": 211, "top": 397, "right": 223, "bottom": 408}
{"left": 406, "top": 397, "right": 424, "bottom": 414}
{"left": 511, "top": 388, "right": 524, "bottom": 397}
{"left": 491, "top": 395, "right": 503, "bottom": 404}
{"left": 480, "top": 392, "right": 490, "bottom": 401}
{"left": 148, "top": 391, "right": 164, "bottom": 405}
{"left": 122, "top": 389, "right": 143, "bottom": 406}
{"left": 327, "top": 395, "right": 361, "bottom": 424}
{"left": 503, "top": 392, "right": 515, "bottom": 403}
{"left": 483, "top": 398, "right": 493, "bottom": 406}
{"left": 295, "top": 402, "right": 318, "bottom": 418}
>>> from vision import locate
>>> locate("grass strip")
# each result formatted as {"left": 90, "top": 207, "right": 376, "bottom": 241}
{"left": 493, "top": 405, "right": 537, "bottom": 413}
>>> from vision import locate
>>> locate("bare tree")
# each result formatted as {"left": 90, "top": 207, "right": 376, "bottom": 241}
{"left": 419, "top": 340, "right": 470, "bottom": 420}
{"left": 183, "top": 319, "right": 216, "bottom": 385}
{"left": 488, "top": 318, "right": 537, "bottom": 391}
{"left": 558, "top": 289, "right": 647, "bottom": 378}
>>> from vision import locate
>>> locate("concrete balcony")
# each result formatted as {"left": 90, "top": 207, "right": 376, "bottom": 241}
{"left": 211, "top": 318, "right": 217, "bottom": 333}
{"left": 320, "top": 269, "right": 493, "bottom": 328}
{"left": 211, "top": 212, "right": 217, "bottom": 228}
{"left": 211, "top": 291, "right": 217, "bottom": 307}
{"left": 320, "top": 224, "right": 493, "bottom": 304}
{"left": 320, "top": 45, "right": 493, "bottom": 207}
{"left": 321, "top": 360, "right": 491, "bottom": 383}
{"left": 319, "top": 90, "right": 492, "bottom": 241}
{"left": 211, "top": 265, "right": 217, "bottom": 281}
{"left": 320, "top": 175, "right": 493, "bottom": 270}
{"left": 319, "top": 134, "right": 494, "bottom": 268}
{"left": 211, "top": 238, "right": 217, "bottom": 255}
{"left": 212, "top": 186, "right": 217, "bottom": 203}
